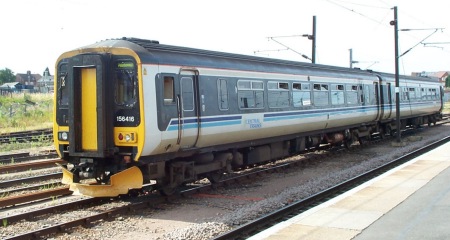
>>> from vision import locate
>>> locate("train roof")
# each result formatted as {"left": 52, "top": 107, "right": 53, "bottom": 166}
{"left": 76, "top": 38, "right": 375, "bottom": 79}
{"left": 77, "top": 37, "right": 439, "bottom": 84}
{"left": 374, "top": 71, "right": 440, "bottom": 84}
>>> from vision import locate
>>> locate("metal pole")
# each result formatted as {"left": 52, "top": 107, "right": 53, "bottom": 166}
{"left": 393, "top": 6, "right": 401, "bottom": 142}
{"left": 312, "top": 16, "right": 317, "bottom": 64}
{"left": 349, "top": 48, "right": 353, "bottom": 68}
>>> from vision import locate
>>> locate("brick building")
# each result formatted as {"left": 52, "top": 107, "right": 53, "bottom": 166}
{"left": 15, "top": 70, "right": 41, "bottom": 87}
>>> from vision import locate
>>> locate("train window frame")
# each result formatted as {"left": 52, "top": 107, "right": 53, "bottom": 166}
{"left": 292, "top": 82, "right": 311, "bottom": 107}
{"left": 217, "top": 78, "right": 229, "bottom": 111}
{"left": 415, "top": 88, "right": 421, "bottom": 101}
{"left": 331, "top": 84, "right": 345, "bottom": 106}
{"left": 114, "top": 60, "right": 138, "bottom": 108}
{"left": 181, "top": 77, "right": 194, "bottom": 111}
{"left": 237, "top": 80, "right": 264, "bottom": 109}
{"left": 408, "top": 87, "right": 416, "bottom": 101}
{"left": 163, "top": 76, "right": 175, "bottom": 105}
{"left": 313, "top": 83, "right": 329, "bottom": 107}
{"left": 268, "top": 81, "right": 289, "bottom": 108}
{"left": 402, "top": 87, "right": 409, "bottom": 101}
{"left": 431, "top": 88, "right": 437, "bottom": 100}
{"left": 57, "top": 63, "right": 69, "bottom": 107}
{"left": 346, "top": 84, "right": 358, "bottom": 105}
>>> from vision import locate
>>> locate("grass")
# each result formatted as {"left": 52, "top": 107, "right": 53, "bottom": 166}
{"left": 443, "top": 101, "right": 450, "bottom": 114}
{"left": 0, "top": 93, "right": 53, "bottom": 152}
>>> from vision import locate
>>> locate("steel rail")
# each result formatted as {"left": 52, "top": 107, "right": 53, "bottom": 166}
{"left": 0, "top": 197, "right": 104, "bottom": 226}
{"left": 0, "top": 173, "right": 62, "bottom": 188}
{"left": 0, "top": 159, "right": 65, "bottom": 173}
{"left": 0, "top": 187, "right": 72, "bottom": 208}
{"left": 0, "top": 152, "right": 58, "bottom": 165}
{"left": 0, "top": 182, "right": 63, "bottom": 196}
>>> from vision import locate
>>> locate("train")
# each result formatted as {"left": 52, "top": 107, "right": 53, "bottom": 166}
{"left": 53, "top": 37, "right": 443, "bottom": 197}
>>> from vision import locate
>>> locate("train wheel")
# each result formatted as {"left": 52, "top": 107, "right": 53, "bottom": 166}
{"left": 159, "top": 186, "right": 178, "bottom": 196}
{"left": 358, "top": 136, "right": 368, "bottom": 145}
{"left": 378, "top": 127, "right": 386, "bottom": 139}
{"left": 387, "top": 126, "right": 395, "bottom": 137}
{"left": 344, "top": 138, "right": 353, "bottom": 149}
{"left": 207, "top": 172, "right": 224, "bottom": 183}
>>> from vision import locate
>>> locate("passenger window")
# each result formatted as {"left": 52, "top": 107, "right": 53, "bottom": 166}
{"left": 163, "top": 76, "right": 175, "bottom": 104}
{"left": 238, "top": 80, "right": 264, "bottom": 109}
{"left": 346, "top": 85, "right": 358, "bottom": 105}
{"left": 402, "top": 87, "right": 409, "bottom": 101}
{"left": 313, "top": 83, "right": 329, "bottom": 107}
{"left": 331, "top": 84, "right": 344, "bottom": 105}
{"left": 293, "top": 82, "right": 311, "bottom": 107}
{"left": 408, "top": 88, "right": 416, "bottom": 101}
{"left": 268, "top": 81, "right": 289, "bottom": 108}
{"left": 431, "top": 88, "right": 437, "bottom": 100}
{"left": 218, "top": 79, "right": 229, "bottom": 110}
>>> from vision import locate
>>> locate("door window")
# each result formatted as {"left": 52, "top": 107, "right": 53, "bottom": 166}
{"left": 181, "top": 77, "right": 194, "bottom": 111}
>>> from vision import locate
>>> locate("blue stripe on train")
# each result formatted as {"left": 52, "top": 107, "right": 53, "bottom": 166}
{"left": 165, "top": 101, "right": 437, "bottom": 131}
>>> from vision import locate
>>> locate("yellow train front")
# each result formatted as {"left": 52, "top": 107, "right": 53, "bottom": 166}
{"left": 54, "top": 39, "right": 148, "bottom": 197}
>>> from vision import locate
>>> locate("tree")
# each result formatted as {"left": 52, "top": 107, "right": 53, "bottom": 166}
{"left": 446, "top": 76, "right": 450, "bottom": 88}
{"left": 0, "top": 68, "right": 15, "bottom": 85}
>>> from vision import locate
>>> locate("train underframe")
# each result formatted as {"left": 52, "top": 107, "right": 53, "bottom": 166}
{"left": 61, "top": 113, "right": 441, "bottom": 197}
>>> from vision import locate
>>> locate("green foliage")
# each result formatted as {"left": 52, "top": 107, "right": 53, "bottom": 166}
{"left": 446, "top": 76, "right": 450, "bottom": 88}
{"left": 0, "top": 68, "right": 15, "bottom": 85}
{"left": 0, "top": 93, "right": 53, "bottom": 133}
{"left": 0, "top": 93, "right": 54, "bottom": 152}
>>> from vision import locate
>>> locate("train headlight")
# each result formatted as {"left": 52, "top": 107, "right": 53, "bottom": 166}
{"left": 117, "top": 132, "right": 137, "bottom": 144}
{"left": 58, "top": 131, "right": 69, "bottom": 141}
{"left": 125, "top": 134, "right": 131, "bottom": 142}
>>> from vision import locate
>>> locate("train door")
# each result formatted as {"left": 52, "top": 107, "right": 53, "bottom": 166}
{"left": 80, "top": 67, "right": 98, "bottom": 151}
{"left": 385, "top": 82, "right": 393, "bottom": 118}
{"left": 373, "top": 82, "right": 381, "bottom": 120}
{"left": 177, "top": 69, "right": 200, "bottom": 148}
{"left": 67, "top": 54, "right": 113, "bottom": 158}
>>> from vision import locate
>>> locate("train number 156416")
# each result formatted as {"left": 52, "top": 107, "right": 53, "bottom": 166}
{"left": 116, "top": 116, "right": 135, "bottom": 122}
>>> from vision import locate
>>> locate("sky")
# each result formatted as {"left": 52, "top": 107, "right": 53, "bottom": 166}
{"left": 1, "top": 0, "right": 449, "bottom": 76}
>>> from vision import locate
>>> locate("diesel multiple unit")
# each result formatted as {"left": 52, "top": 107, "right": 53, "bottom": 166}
{"left": 53, "top": 38, "right": 443, "bottom": 197}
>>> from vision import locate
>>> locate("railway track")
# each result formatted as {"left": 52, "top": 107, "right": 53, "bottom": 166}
{"left": 0, "top": 150, "right": 58, "bottom": 165}
{"left": 0, "top": 128, "right": 53, "bottom": 144}
{"left": 0, "top": 126, "right": 428, "bottom": 239}
{"left": 213, "top": 135, "right": 450, "bottom": 240}
{"left": 0, "top": 158, "right": 64, "bottom": 174}
{"left": 0, "top": 173, "right": 62, "bottom": 189}
{"left": 0, "top": 187, "right": 72, "bottom": 208}
{"left": 1, "top": 120, "right": 448, "bottom": 239}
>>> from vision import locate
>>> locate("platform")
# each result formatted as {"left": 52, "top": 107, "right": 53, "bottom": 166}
{"left": 248, "top": 141, "right": 450, "bottom": 240}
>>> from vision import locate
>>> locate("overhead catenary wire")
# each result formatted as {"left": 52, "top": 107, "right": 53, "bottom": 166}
{"left": 325, "top": 0, "right": 390, "bottom": 25}
{"left": 399, "top": 29, "right": 440, "bottom": 57}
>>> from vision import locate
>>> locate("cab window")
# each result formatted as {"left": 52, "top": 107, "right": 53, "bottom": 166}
{"left": 114, "top": 61, "right": 137, "bottom": 107}
{"left": 58, "top": 63, "right": 68, "bottom": 106}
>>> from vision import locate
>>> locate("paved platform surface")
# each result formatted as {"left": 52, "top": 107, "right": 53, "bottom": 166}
{"left": 248, "top": 141, "right": 450, "bottom": 240}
